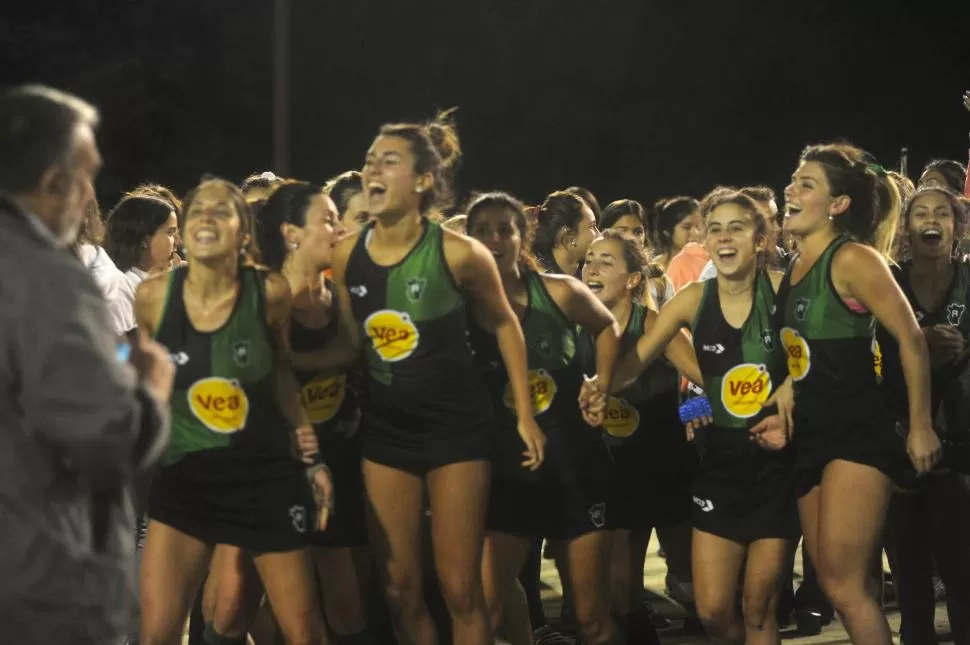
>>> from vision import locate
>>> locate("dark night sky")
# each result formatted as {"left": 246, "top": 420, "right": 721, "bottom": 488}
{"left": 3, "top": 0, "right": 969, "bottom": 210}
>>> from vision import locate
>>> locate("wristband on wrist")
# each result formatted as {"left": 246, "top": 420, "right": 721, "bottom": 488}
{"left": 679, "top": 396, "right": 712, "bottom": 424}
{"left": 306, "top": 461, "right": 331, "bottom": 482}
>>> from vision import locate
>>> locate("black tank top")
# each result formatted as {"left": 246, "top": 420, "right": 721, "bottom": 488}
{"left": 576, "top": 303, "right": 681, "bottom": 444}
{"left": 289, "top": 279, "right": 359, "bottom": 440}
{"left": 469, "top": 272, "right": 608, "bottom": 482}
{"left": 691, "top": 271, "right": 785, "bottom": 431}
{"left": 344, "top": 219, "right": 492, "bottom": 435}
{"left": 879, "top": 259, "right": 970, "bottom": 438}
{"left": 153, "top": 265, "right": 294, "bottom": 479}
{"left": 775, "top": 236, "right": 891, "bottom": 433}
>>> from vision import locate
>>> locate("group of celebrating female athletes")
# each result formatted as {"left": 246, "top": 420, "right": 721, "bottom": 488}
{"left": 96, "top": 96, "right": 970, "bottom": 645}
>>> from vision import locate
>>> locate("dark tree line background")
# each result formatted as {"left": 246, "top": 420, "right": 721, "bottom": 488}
{"left": 2, "top": 0, "right": 969, "bottom": 211}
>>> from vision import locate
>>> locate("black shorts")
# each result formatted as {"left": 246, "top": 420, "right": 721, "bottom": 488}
{"left": 360, "top": 408, "right": 493, "bottom": 476}
{"left": 691, "top": 427, "right": 799, "bottom": 544}
{"left": 607, "top": 397, "right": 697, "bottom": 530}
{"left": 792, "top": 414, "right": 908, "bottom": 499}
{"left": 310, "top": 433, "right": 367, "bottom": 548}
{"left": 148, "top": 450, "right": 314, "bottom": 553}
{"left": 487, "top": 427, "right": 617, "bottom": 541}
{"left": 486, "top": 476, "right": 612, "bottom": 542}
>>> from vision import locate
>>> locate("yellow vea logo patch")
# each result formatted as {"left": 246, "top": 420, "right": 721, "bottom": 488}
{"left": 301, "top": 374, "right": 346, "bottom": 424}
{"left": 721, "top": 363, "right": 772, "bottom": 419}
{"left": 189, "top": 377, "right": 249, "bottom": 434}
{"left": 871, "top": 337, "right": 883, "bottom": 383}
{"left": 603, "top": 397, "right": 640, "bottom": 438}
{"left": 503, "top": 369, "right": 557, "bottom": 416}
{"left": 780, "top": 327, "right": 811, "bottom": 381}
{"left": 365, "top": 310, "right": 419, "bottom": 362}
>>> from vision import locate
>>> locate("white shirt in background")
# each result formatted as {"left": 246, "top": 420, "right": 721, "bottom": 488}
{"left": 699, "top": 260, "right": 718, "bottom": 281}
{"left": 77, "top": 244, "right": 147, "bottom": 335}
{"left": 649, "top": 273, "right": 676, "bottom": 309}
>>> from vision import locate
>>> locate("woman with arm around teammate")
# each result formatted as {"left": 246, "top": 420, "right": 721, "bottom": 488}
{"left": 465, "top": 193, "right": 623, "bottom": 645}
{"left": 578, "top": 229, "right": 702, "bottom": 644}
{"left": 766, "top": 144, "right": 942, "bottom": 645}
{"left": 297, "top": 112, "right": 544, "bottom": 645}
{"left": 258, "top": 180, "right": 373, "bottom": 643}
{"left": 610, "top": 188, "right": 798, "bottom": 645}
{"left": 135, "top": 178, "right": 333, "bottom": 645}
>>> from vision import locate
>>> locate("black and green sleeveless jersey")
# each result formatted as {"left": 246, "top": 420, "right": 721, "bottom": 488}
{"left": 776, "top": 236, "right": 887, "bottom": 429}
{"left": 468, "top": 271, "right": 588, "bottom": 479}
{"left": 576, "top": 303, "right": 680, "bottom": 443}
{"left": 345, "top": 219, "right": 491, "bottom": 432}
{"left": 878, "top": 259, "right": 970, "bottom": 429}
{"left": 290, "top": 279, "right": 358, "bottom": 440}
{"left": 153, "top": 266, "right": 293, "bottom": 472}
{"left": 691, "top": 270, "right": 784, "bottom": 433}
{"left": 892, "top": 260, "right": 970, "bottom": 336}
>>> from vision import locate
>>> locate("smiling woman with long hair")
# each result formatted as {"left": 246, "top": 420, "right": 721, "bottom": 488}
{"left": 465, "top": 192, "right": 623, "bottom": 645}
{"left": 135, "top": 177, "right": 333, "bottom": 645}
{"left": 609, "top": 188, "right": 797, "bottom": 645}
{"left": 878, "top": 185, "right": 970, "bottom": 645}
{"left": 578, "top": 229, "right": 701, "bottom": 644}
{"left": 772, "top": 144, "right": 941, "bottom": 645}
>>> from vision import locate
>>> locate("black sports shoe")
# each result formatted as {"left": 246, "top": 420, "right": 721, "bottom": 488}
{"left": 642, "top": 603, "right": 672, "bottom": 629}
{"left": 533, "top": 625, "right": 572, "bottom": 644}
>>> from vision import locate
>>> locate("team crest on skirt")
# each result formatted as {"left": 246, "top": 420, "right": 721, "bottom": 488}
{"left": 289, "top": 505, "right": 307, "bottom": 534}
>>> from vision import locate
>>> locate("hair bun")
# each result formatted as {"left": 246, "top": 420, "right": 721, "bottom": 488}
{"left": 425, "top": 107, "right": 462, "bottom": 176}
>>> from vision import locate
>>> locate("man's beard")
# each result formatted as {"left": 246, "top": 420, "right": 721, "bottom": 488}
{"left": 51, "top": 207, "right": 82, "bottom": 249}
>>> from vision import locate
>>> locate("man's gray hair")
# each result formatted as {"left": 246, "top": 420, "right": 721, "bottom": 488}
{"left": 0, "top": 84, "right": 99, "bottom": 194}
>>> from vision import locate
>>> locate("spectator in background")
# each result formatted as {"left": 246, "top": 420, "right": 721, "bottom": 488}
{"left": 918, "top": 159, "right": 967, "bottom": 195}
{"left": 242, "top": 170, "right": 286, "bottom": 220}
{"left": 72, "top": 195, "right": 128, "bottom": 305}
{"left": 129, "top": 183, "right": 185, "bottom": 260}
{"left": 325, "top": 169, "right": 371, "bottom": 237}
{"left": 648, "top": 196, "right": 703, "bottom": 291}
{"left": 0, "top": 84, "right": 173, "bottom": 645}
{"left": 103, "top": 192, "right": 181, "bottom": 335}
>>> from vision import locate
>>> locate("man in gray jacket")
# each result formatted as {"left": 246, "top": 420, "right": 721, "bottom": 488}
{"left": 0, "top": 85, "right": 174, "bottom": 644}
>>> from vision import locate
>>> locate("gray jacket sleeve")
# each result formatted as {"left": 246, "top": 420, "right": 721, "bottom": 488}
{"left": 17, "top": 284, "right": 170, "bottom": 490}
